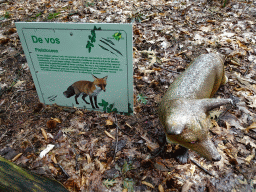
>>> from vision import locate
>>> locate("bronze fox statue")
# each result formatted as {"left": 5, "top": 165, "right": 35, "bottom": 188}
{"left": 158, "top": 53, "right": 232, "bottom": 163}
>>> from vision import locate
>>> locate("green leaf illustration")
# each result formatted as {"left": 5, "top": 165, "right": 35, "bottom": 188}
{"left": 86, "top": 26, "right": 101, "bottom": 53}
{"left": 112, "top": 108, "right": 118, "bottom": 113}
{"left": 112, "top": 32, "right": 122, "bottom": 41}
{"left": 98, "top": 99, "right": 109, "bottom": 112}
{"left": 91, "top": 30, "right": 96, "bottom": 37}
{"left": 91, "top": 36, "right": 96, "bottom": 43}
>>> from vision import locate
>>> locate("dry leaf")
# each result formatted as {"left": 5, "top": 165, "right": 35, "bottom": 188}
{"left": 95, "top": 145, "right": 107, "bottom": 158}
{"left": 48, "top": 163, "right": 58, "bottom": 175}
{"left": 158, "top": 184, "right": 164, "bottom": 192}
{"left": 106, "top": 119, "right": 114, "bottom": 126}
{"left": 190, "top": 164, "right": 196, "bottom": 176}
{"left": 141, "top": 134, "right": 160, "bottom": 151}
{"left": 46, "top": 120, "right": 57, "bottom": 129}
{"left": 13, "top": 80, "right": 25, "bottom": 88}
{"left": 95, "top": 159, "right": 105, "bottom": 173}
{"left": 245, "top": 122, "right": 256, "bottom": 133}
{"left": 104, "top": 130, "right": 115, "bottom": 140}
{"left": 181, "top": 181, "right": 194, "bottom": 192}
{"left": 51, "top": 154, "right": 57, "bottom": 164}
{"left": 51, "top": 117, "right": 61, "bottom": 123}
{"left": 245, "top": 149, "right": 255, "bottom": 164}
{"left": 62, "top": 127, "right": 75, "bottom": 133}
{"left": 41, "top": 128, "right": 48, "bottom": 141}
{"left": 12, "top": 153, "right": 22, "bottom": 162}
{"left": 86, "top": 154, "right": 91, "bottom": 164}
{"left": 142, "top": 181, "right": 154, "bottom": 189}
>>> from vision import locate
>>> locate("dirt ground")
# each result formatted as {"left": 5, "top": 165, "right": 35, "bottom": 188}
{"left": 0, "top": 0, "right": 256, "bottom": 191}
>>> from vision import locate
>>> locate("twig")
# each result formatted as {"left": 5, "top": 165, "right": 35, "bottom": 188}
{"left": 66, "top": 134, "right": 79, "bottom": 172}
{"left": 113, "top": 114, "right": 119, "bottom": 162}
{"left": 75, "top": 154, "right": 79, "bottom": 172}
{"left": 190, "top": 158, "right": 214, "bottom": 177}
{"left": 0, "top": 130, "right": 7, "bottom": 142}
{"left": 57, "top": 163, "right": 70, "bottom": 178}
{"left": 28, "top": 139, "right": 36, "bottom": 153}
{"left": 153, "top": 63, "right": 180, "bottom": 74}
{"left": 244, "top": 133, "right": 256, "bottom": 141}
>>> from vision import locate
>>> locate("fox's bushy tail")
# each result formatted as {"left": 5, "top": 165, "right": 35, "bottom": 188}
{"left": 63, "top": 85, "right": 75, "bottom": 98}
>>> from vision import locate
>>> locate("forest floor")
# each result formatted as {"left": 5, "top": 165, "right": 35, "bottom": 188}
{"left": 0, "top": 0, "right": 256, "bottom": 191}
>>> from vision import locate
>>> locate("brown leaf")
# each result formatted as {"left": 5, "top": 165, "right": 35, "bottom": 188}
{"left": 86, "top": 154, "right": 91, "bottom": 164}
{"left": 12, "top": 153, "right": 22, "bottom": 162}
{"left": 207, "top": 20, "right": 216, "bottom": 23}
{"left": 41, "top": 128, "right": 48, "bottom": 141}
{"left": 0, "top": 38, "right": 10, "bottom": 45}
{"left": 51, "top": 117, "right": 61, "bottom": 123}
{"left": 51, "top": 154, "right": 57, "bottom": 164}
{"left": 106, "top": 119, "right": 114, "bottom": 126}
{"left": 245, "top": 149, "right": 255, "bottom": 164}
{"left": 245, "top": 122, "right": 256, "bottom": 133}
{"left": 141, "top": 134, "right": 159, "bottom": 151}
{"left": 154, "top": 161, "right": 169, "bottom": 172}
{"left": 158, "top": 184, "right": 164, "bottom": 192}
{"left": 34, "top": 103, "right": 44, "bottom": 113}
{"left": 46, "top": 120, "right": 57, "bottom": 129}
{"left": 142, "top": 181, "right": 154, "bottom": 189}
{"left": 104, "top": 130, "right": 115, "bottom": 140}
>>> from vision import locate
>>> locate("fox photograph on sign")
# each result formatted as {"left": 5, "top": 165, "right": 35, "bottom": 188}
{"left": 16, "top": 23, "right": 133, "bottom": 114}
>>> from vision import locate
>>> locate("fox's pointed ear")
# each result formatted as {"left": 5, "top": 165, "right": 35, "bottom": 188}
{"left": 103, "top": 76, "right": 108, "bottom": 80}
{"left": 92, "top": 74, "right": 97, "bottom": 80}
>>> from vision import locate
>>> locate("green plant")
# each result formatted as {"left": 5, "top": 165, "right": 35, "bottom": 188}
{"left": 128, "top": 12, "right": 145, "bottom": 23}
{"left": 137, "top": 94, "right": 147, "bottom": 104}
{"left": 122, "top": 160, "right": 133, "bottom": 175}
{"left": 103, "top": 179, "right": 117, "bottom": 188}
{"left": 123, "top": 178, "right": 134, "bottom": 192}
{"left": 34, "top": 13, "right": 42, "bottom": 18}
{"left": 223, "top": 0, "right": 228, "bottom": 7}
{"left": 4, "top": 11, "right": 10, "bottom": 19}
{"left": 48, "top": 12, "right": 60, "bottom": 20}
{"left": 84, "top": 1, "right": 94, "bottom": 7}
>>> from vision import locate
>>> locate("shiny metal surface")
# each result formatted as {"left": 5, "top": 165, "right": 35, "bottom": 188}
{"left": 159, "top": 53, "right": 232, "bottom": 161}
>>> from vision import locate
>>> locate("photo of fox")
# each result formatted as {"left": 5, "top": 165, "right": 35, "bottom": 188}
{"left": 63, "top": 75, "right": 108, "bottom": 109}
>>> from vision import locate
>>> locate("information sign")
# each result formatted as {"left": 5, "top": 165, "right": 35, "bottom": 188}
{"left": 16, "top": 22, "right": 133, "bottom": 114}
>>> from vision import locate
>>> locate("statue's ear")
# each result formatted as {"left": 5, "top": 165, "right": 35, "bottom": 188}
{"left": 166, "top": 124, "right": 185, "bottom": 135}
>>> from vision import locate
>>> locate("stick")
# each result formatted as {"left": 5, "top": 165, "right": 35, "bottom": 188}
{"left": 190, "top": 158, "right": 214, "bottom": 177}
{"left": 113, "top": 114, "right": 119, "bottom": 161}
{"left": 57, "top": 163, "right": 70, "bottom": 178}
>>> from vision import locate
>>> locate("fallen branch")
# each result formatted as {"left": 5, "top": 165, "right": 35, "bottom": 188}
{"left": 190, "top": 158, "right": 214, "bottom": 177}
{"left": 113, "top": 114, "right": 119, "bottom": 162}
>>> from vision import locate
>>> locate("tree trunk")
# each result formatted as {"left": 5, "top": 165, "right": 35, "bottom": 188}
{"left": 0, "top": 156, "right": 69, "bottom": 192}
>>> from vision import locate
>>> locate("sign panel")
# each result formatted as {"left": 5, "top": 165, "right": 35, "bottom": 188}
{"left": 16, "top": 22, "right": 133, "bottom": 114}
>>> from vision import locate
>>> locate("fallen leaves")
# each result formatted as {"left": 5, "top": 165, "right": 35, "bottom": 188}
{"left": 46, "top": 118, "right": 61, "bottom": 129}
